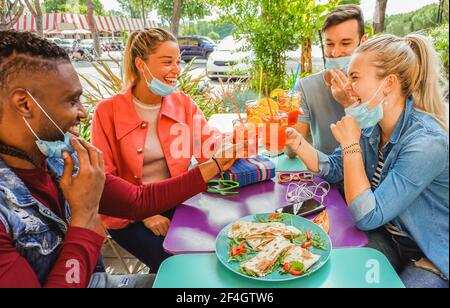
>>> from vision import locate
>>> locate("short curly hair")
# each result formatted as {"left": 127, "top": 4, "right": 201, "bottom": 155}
{"left": 0, "top": 30, "right": 70, "bottom": 120}
{"left": 0, "top": 30, "right": 71, "bottom": 88}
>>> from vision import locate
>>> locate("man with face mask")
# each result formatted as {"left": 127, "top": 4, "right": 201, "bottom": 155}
{"left": 287, "top": 5, "right": 368, "bottom": 156}
{"left": 0, "top": 31, "right": 239, "bottom": 288}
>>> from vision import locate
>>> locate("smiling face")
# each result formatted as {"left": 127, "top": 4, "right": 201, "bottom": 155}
{"left": 345, "top": 52, "right": 388, "bottom": 111}
{"left": 136, "top": 41, "right": 181, "bottom": 89}
{"left": 22, "top": 62, "right": 86, "bottom": 141}
{"left": 324, "top": 19, "right": 365, "bottom": 58}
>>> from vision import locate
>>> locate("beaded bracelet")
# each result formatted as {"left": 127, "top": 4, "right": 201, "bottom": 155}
{"left": 342, "top": 148, "right": 362, "bottom": 157}
{"left": 342, "top": 142, "right": 360, "bottom": 152}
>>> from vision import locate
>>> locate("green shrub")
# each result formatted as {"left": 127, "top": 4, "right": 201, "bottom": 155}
{"left": 78, "top": 57, "right": 233, "bottom": 141}
{"left": 428, "top": 23, "right": 449, "bottom": 81}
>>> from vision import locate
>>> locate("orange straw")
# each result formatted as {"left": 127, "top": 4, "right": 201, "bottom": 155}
{"left": 265, "top": 85, "right": 274, "bottom": 118}
{"left": 219, "top": 78, "right": 243, "bottom": 124}
{"left": 226, "top": 91, "right": 244, "bottom": 124}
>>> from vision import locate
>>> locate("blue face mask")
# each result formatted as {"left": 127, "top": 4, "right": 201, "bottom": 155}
{"left": 23, "top": 91, "right": 74, "bottom": 158}
{"left": 345, "top": 79, "right": 387, "bottom": 129}
{"left": 325, "top": 56, "right": 352, "bottom": 74}
{"left": 143, "top": 62, "right": 178, "bottom": 97}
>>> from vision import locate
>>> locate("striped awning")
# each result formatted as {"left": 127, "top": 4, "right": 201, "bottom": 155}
{"left": 14, "top": 13, "right": 159, "bottom": 32}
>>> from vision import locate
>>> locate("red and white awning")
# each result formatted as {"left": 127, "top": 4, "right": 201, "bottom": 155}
{"left": 14, "top": 13, "right": 159, "bottom": 33}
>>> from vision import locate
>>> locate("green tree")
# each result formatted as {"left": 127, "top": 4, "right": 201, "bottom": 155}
{"left": 212, "top": 0, "right": 339, "bottom": 91}
{"left": 117, "top": 0, "right": 209, "bottom": 34}
{"left": 180, "top": 20, "right": 235, "bottom": 40}
{"left": 106, "top": 9, "right": 125, "bottom": 17}
{"left": 339, "top": 0, "right": 360, "bottom": 4}
{"left": 384, "top": 3, "right": 448, "bottom": 37}
{"left": 0, "top": 0, "right": 24, "bottom": 31}
{"left": 24, "top": 0, "right": 43, "bottom": 36}
{"left": 428, "top": 23, "right": 449, "bottom": 81}
{"left": 117, "top": 0, "right": 149, "bottom": 19}
{"left": 43, "top": 0, "right": 105, "bottom": 15}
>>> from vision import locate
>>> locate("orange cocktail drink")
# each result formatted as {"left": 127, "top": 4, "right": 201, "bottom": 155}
{"left": 262, "top": 113, "right": 288, "bottom": 153}
{"left": 233, "top": 118, "right": 259, "bottom": 157}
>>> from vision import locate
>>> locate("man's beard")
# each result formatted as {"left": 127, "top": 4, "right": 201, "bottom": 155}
{"left": 37, "top": 117, "right": 66, "bottom": 142}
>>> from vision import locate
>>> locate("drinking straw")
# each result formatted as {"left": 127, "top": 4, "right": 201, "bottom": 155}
{"left": 219, "top": 78, "right": 244, "bottom": 124}
{"left": 258, "top": 66, "right": 263, "bottom": 102}
{"left": 290, "top": 63, "right": 301, "bottom": 108}
{"left": 265, "top": 85, "right": 274, "bottom": 118}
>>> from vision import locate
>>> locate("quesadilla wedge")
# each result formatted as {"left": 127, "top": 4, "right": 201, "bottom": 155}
{"left": 228, "top": 221, "right": 301, "bottom": 240}
{"left": 282, "top": 246, "right": 321, "bottom": 272}
{"left": 241, "top": 236, "right": 294, "bottom": 277}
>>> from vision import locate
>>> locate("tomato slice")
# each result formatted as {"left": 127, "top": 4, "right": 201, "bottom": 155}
{"left": 301, "top": 241, "right": 312, "bottom": 249}
{"left": 289, "top": 270, "right": 303, "bottom": 276}
{"left": 269, "top": 213, "right": 280, "bottom": 220}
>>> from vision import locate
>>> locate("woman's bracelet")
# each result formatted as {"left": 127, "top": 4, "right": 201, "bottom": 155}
{"left": 295, "top": 136, "right": 303, "bottom": 153}
{"left": 342, "top": 142, "right": 360, "bottom": 152}
{"left": 342, "top": 147, "right": 362, "bottom": 157}
{"left": 211, "top": 156, "right": 223, "bottom": 174}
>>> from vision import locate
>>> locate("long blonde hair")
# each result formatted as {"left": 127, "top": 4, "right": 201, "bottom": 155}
{"left": 123, "top": 28, "right": 177, "bottom": 87}
{"left": 356, "top": 33, "right": 448, "bottom": 131}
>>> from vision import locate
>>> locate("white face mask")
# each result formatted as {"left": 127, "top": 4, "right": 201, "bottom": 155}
{"left": 286, "top": 181, "right": 330, "bottom": 205}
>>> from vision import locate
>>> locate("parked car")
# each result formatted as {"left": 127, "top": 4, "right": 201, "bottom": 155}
{"left": 207, "top": 36, "right": 325, "bottom": 80}
{"left": 178, "top": 35, "right": 216, "bottom": 62}
{"left": 100, "top": 38, "right": 113, "bottom": 51}
{"left": 47, "top": 37, "right": 63, "bottom": 45}
{"left": 59, "top": 38, "right": 75, "bottom": 54}
{"left": 78, "top": 39, "right": 95, "bottom": 55}
{"left": 206, "top": 36, "right": 253, "bottom": 80}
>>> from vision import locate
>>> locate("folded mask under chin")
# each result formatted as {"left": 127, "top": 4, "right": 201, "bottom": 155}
{"left": 35, "top": 132, "right": 74, "bottom": 158}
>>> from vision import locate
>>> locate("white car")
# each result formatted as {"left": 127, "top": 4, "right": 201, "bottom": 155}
{"left": 207, "top": 36, "right": 325, "bottom": 80}
{"left": 206, "top": 36, "right": 253, "bottom": 80}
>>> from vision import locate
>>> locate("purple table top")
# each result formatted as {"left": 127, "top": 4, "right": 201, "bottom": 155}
{"left": 164, "top": 176, "right": 368, "bottom": 255}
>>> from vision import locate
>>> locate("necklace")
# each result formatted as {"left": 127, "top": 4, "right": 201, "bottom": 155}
{"left": 0, "top": 142, "right": 36, "bottom": 166}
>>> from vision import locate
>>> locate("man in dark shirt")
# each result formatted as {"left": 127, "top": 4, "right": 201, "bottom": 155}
{"left": 0, "top": 30, "right": 238, "bottom": 288}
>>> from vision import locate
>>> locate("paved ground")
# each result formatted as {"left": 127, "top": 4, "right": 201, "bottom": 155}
{"left": 73, "top": 51, "right": 303, "bottom": 97}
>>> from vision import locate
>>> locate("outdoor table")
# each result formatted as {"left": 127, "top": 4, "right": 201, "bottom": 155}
{"left": 163, "top": 113, "right": 367, "bottom": 254}
{"left": 153, "top": 248, "right": 404, "bottom": 288}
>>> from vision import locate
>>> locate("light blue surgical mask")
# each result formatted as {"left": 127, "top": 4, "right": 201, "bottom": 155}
{"left": 345, "top": 79, "right": 387, "bottom": 129}
{"left": 325, "top": 56, "right": 352, "bottom": 74}
{"left": 23, "top": 91, "right": 74, "bottom": 158}
{"left": 143, "top": 62, "right": 178, "bottom": 97}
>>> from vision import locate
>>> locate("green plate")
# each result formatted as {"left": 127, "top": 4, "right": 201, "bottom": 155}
{"left": 215, "top": 213, "right": 332, "bottom": 282}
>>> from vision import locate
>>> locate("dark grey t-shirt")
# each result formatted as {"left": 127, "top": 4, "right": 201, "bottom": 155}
{"left": 298, "top": 71, "right": 346, "bottom": 154}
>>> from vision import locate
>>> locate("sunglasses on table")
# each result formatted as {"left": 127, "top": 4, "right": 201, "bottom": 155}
{"left": 278, "top": 171, "right": 314, "bottom": 183}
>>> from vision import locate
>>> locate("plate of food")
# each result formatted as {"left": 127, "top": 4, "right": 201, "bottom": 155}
{"left": 215, "top": 213, "right": 332, "bottom": 281}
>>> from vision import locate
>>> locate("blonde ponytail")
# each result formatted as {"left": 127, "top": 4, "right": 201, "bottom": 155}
{"left": 357, "top": 34, "right": 448, "bottom": 131}
{"left": 405, "top": 34, "right": 448, "bottom": 130}
{"left": 123, "top": 28, "right": 177, "bottom": 87}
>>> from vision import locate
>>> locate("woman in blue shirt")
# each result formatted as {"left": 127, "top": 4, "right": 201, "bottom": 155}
{"left": 286, "top": 34, "right": 448, "bottom": 288}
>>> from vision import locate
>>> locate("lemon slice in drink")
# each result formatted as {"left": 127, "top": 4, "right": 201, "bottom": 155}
{"left": 270, "top": 88, "right": 287, "bottom": 99}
